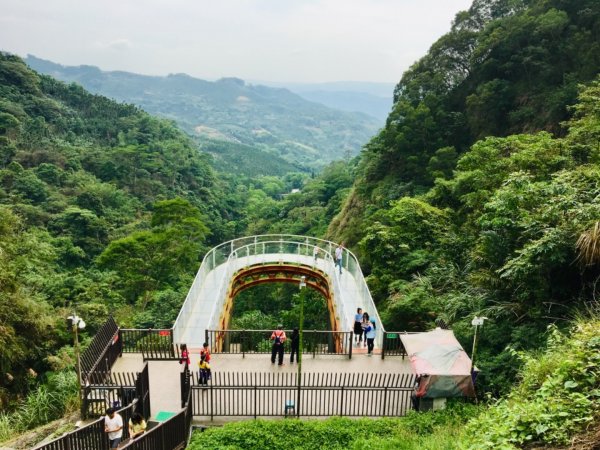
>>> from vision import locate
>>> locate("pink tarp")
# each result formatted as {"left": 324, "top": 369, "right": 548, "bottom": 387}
{"left": 401, "top": 329, "right": 476, "bottom": 398}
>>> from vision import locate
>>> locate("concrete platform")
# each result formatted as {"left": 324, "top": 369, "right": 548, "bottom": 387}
{"left": 111, "top": 352, "right": 413, "bottom": 421}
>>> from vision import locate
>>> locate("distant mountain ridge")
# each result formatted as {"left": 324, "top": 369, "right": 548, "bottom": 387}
{"left": 26, "top": 56, "right": 381, "bottom": 170}
{"left": 257, "top": 81, "right": 395, "bottom": 121}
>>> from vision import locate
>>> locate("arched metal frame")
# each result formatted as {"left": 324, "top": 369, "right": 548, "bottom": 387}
{"left": 219, "top": 263, "right": 339, "bottom": 332}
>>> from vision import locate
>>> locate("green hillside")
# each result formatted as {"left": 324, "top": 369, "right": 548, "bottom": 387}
{"left": 25, "top": 56, "right": 381, "bottom": 170}
{"left": 327, "top": 0, "right": 600, "bottom": 397}
{"left": 0, "top": 52, "right": 234, "bottom": 407}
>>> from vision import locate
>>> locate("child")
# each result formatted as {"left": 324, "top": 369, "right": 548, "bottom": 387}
{"left": 200, "top": 342, "right": 211, "bottom": 363}
{"left": 198, "top": 354, "right": 211, "bottom": 386}
{"left": 179, "top": 344, "right": 190, "bottom": 366}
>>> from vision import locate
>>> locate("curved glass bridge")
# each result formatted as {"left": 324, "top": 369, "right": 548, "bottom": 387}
{"left": 172, "top": 235, "right": 384, "bottom": 349}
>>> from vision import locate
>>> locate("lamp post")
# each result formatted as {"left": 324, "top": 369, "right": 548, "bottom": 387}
{"left": 470, "top": 316, "right": 487, "bottom": 373}
{"left": 67, "top": 313, "right": 86, "bottom": 410}
{"left": 297, "top": 275, "right": 306, "bottom": 417}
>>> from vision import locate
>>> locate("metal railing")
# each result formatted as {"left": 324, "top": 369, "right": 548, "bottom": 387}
{"left": 172, "top": 235, "right": 385, "bottom": 348}
{"left": 121, "top": 379, "right": 193, "bottom": 450}
{"left": 33, "top": 401, "right": 137, "bottom": 450}
{"left": 191, "top": 372, "right": 416, "bottom": 418}
{"left": 80, "top": 316, "right": 121, "bottom": 382}
{"left": 81, "top": 363, "right": 150, "bottom": 419}
{"left": 120, "top": 329, "right": 178, "bottom": 360}
{"left": 205, "top": 329, "right": 353, "bottom": 358}
{"left": 381, "top": 331, "right": 420, "bottom": 360}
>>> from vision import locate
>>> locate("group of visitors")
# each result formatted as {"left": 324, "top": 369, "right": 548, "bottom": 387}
{"left": 104, "top": 408, "right": 146, "bottom": 448}
{"left": 270, "top": 325, "right": 301, "bottom": 365}
{"left": 180, "top": 343, "right": 212, "bottom": 385}
{"left": 353, "top": 307, "right": 376, "bottom": 355}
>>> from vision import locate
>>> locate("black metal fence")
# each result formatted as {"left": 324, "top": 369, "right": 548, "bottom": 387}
{"left": 381, "top": 331, "right": 419, "bottom": 359}
{"left": 81, "top": 364, "right": 150, "bottom": 419}
{"left": 121, "top": 381, "right": 193, "bottom": 450}
{"left": 120, "top": 328, "right": 180, "bottom": 360}
{"left": 33, "top": 401, "right": 136, "bottom": 450}
{"left": 80, "top": 316, "right": 121, "bottom": 381}
{"left": 191, "top": 372, "right": 416, "bottom": 418}
{"left": 206, "top": 329, "right": 353, "bottom": 358}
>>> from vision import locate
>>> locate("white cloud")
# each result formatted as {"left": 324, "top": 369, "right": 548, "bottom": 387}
{"left": 95, "top": 38, "right": 133, "bottom": 52}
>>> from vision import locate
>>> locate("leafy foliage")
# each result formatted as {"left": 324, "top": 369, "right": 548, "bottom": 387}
{"left": 188, "top": 403, "right": 478, "bottom": 450}
{"left": 464, "top": 319, "right": 600, "bottom": 448}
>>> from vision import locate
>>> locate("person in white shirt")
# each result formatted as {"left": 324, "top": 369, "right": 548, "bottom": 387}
{"left": 335, "top": 243, "right": 343, "bottom": 274}
{"left": 104, "top": 407, "right": 123, "bottom": 449}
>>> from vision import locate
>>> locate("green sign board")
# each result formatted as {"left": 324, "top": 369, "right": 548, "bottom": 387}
{"left": 387, "top": 333, "right": 398, "bottom": 339}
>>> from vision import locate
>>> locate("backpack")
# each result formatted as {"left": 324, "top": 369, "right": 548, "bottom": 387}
{"left": 274, "top": 331, "right": 283, "bottom": 345}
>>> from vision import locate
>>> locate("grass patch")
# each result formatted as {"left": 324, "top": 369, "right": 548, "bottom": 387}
{"left": 0, "top": 371, "right": 78, "bottom": 443}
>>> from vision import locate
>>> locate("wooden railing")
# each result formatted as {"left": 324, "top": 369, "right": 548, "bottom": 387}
{"left": 191, "top": 372, "right": 416, "bottom": 418}
{"left": 205, "top": 329, "right": 353, "bottom": 359}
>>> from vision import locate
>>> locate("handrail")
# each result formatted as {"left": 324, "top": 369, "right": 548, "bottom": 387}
{"left": 172, "top": 234, "right": 385, "bottom": 348}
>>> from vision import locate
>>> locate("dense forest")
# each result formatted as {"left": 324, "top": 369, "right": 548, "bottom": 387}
{"left": 328, "top": 0, "right": 600, "bottom": 396}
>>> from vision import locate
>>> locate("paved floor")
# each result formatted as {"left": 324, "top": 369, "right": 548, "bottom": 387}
{"left": 112, "top": 352, "right": 413, "bottom": 421}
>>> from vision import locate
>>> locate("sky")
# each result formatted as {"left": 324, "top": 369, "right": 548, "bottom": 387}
{"left": 0, "top": 0, "right": 473, "bottom": 83}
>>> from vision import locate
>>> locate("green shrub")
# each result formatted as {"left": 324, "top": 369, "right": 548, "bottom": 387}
{"left": 188, "top": 403, "right": 478, "bottom": 450}
{"left": 462, "top": 320, "right": 600, "bottom": 448}
{"left": 0, "top": 371, "right": 78, "bottom": 444}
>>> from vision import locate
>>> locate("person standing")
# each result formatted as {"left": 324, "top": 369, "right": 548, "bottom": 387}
{"left": 200, "top": 342, "right": 211, "bottom": 363}
{"left": 128, "top": 412, "right": 147, "bottom": 439}
{"left": 366, "top": 318, "right": 376, "bottom": 356}
{"left": 198, "top": 354, "right": 211, "bottom": 386}
{"left": 290, "top": 328, "right": 300, "bottom": 363}
{"left": 353, "top": 308, "right": 363, "bottom": 345}
{"left": 179, "top": 344, "right": 190, "bottom": 367}
{"left": 361, "top": 312, "right": 370, "bottom": 348}
{"left": 104, "top": 407, "right": 123, "bottom": 449}
{"left": 313, "top": 245, "right": 320, "bottom": 263}
{"left": 335, "top": 243, "right": 343, "bottom": 275}
{"left": 270, "top": 325, "right": 286, "bottom": 366}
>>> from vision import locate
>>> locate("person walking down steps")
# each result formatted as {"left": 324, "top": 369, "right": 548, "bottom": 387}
{"left": 271, "top": 325, "right": 287, "bottom": 366}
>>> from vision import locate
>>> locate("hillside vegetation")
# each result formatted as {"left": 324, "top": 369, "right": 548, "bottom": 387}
{"left": 328, "top": 0, "right": 600, "bottom": 396}
{"left": 26, "top": 56, "right": 381, "bottom": 170}
{"left": 0, "top": 52, "right": 231, "bottom": 408}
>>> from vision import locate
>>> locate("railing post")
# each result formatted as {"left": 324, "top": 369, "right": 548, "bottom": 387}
{"left": 349, "top": 333, "right": 352, "bottom": 360}
{"left": 254, "top": 386, "right": 257, "bottom": 419}
{"left": 339, "top": 386, "right": 344, "bottom": 415}
{"left": 205, "top": 329, "right": 209, "bottom": 347}
{"left": 382, "top": 332, "right": 386, "bottom": 360}
{"left": 382, "top": 386, "right": 388, "bottom": 416}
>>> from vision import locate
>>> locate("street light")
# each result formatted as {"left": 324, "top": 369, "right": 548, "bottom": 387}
{"left": 67, "top": 313, "right": 86, "bottom": 410}
{"left": 470, "top": 316, "right": 487, "bottom": 374}
{"left": 297, "top": 276, "right": 306, "bottom": 417}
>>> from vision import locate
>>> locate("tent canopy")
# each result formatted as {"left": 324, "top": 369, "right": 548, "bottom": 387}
{"left": 401, "top": 329, "right": 475, "bottom": 398}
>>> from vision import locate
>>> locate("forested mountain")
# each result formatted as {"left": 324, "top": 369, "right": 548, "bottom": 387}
{"left": 25, "top": 56, "right": 381, "bottom": 170}
{"left": 327, "top": 0, "right": 600, "bottom": 397}
{"left": 0, "top": 52, "right": 241, "bottom": 401}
